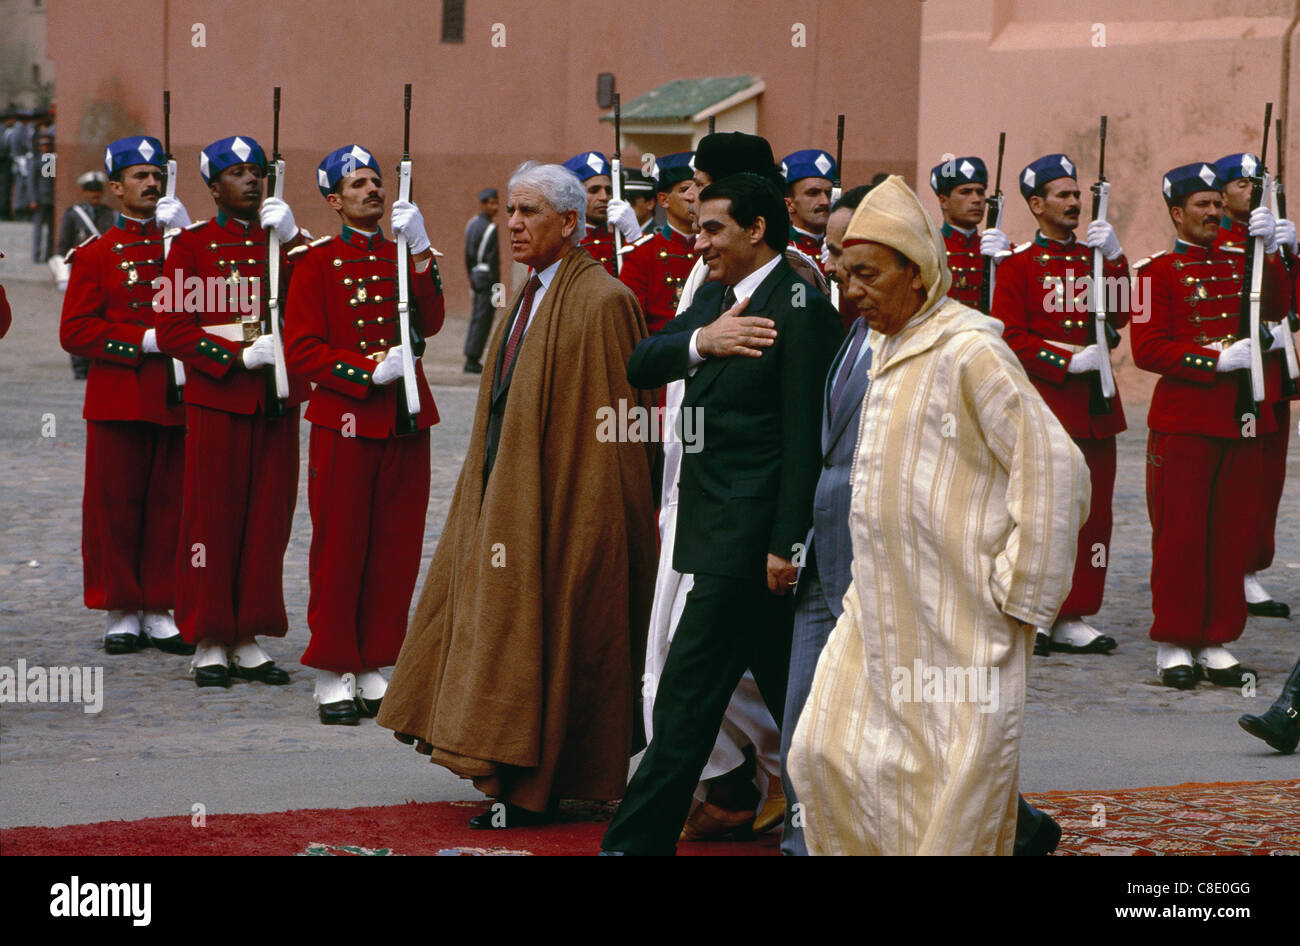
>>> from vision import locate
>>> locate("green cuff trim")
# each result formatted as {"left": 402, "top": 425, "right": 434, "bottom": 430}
{"left": 1037, "top": 348, "right": 1068, "bottom": 369}
{"left": 1183, "top": 352, "right": 1216, "bottom": 372}
{"left": 196, "top": 337, "right": 234, "bottom": 366}
{"left": 104, "top": 338, "right": 139, "bottom": 359}
{"left": 331, "top": 360, "right": 373, "bottom": 386}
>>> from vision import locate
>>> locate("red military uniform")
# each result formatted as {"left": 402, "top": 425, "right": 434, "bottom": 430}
{"left": 157, "top": 211, "right": 311, "bottom": 646}
{"left": 941, "top": 223, "right": 985, "bottom": 308}
{"left": 1215, "top": 215, "right": 1294, "bottom": 575}
{"left": 1132, "top": 238, "right": 1289, "bottom": 648}
{"left": 0, "top": 284, "right": 10, "bottom": 337}
{"left": 993, "top": 233, "right": 1130, "bottom": 619}
{"left": 789, "top": 226, "right": 826, "bottom": 275}
{"left": 581, "top": 222, "right": 617, "bottom": 276}
{"left": 59, "top": 215, "right": 186, "bottom": 612}
{"left": 617, "top": 223, "right": 696, "bottom": 334}
{"left": 284, "top": 225, "right": 445, "bottom": 674}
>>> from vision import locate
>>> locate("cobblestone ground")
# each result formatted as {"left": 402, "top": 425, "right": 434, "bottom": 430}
{"left": 2, "top": 222, "right": 1297, "bottom": 827}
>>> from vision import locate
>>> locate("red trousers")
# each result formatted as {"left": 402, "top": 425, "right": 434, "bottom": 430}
{"left": 1250, "top": 401, "right": 1290, "bottom": 572}
{"left": 175, "top": 404, "right": 300, "bottom": 645}
{"left": 1146, "top": 431, "right": 1255, "bottom": 647}
{"left": 303, "top": 425, "right": 430, "bottom": 673}
{"left": 1059, "top": 435, "right": 1115, "bottom": 618}
{"left": 82, "top": 420, "right": 184, "bottom": 611}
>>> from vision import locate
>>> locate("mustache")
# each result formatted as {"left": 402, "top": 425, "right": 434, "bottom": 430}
{"left": 142, "top": 189, "right": 161, "bottom": 198}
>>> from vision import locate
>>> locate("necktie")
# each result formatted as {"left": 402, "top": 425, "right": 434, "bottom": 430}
{"left": 501, "top": 274, "right": 542, "bottom": 379}
{"left": 722, "top": 286, "right": 737, "bottom": 314}
{"left": 829, "top": 318, "right": 869, "bottom": 418}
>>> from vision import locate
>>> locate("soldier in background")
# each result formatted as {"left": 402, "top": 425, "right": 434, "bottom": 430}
{"left": 992, "top": 153, "right": 1128, "bottom": 659}
{"left": 462, "top": 186, "right": 500, "bottom": 374}
{"left": 27, "top": 131, "right": 56, "bottom": 263}
{"left": 618, "top": 151, "right": 697, "bottom": 335}
{"left": 562, "top": 150, "right": 642, "bottom": 276}
{"left": 57, "top": 171, "right": 116, "bottom": 378}
{"left": 928, "top": 155, "right": 1011, "bottom": 309}
{"left": 780, "top": 148, "right": 837, "bottom": 273}
{"left": 1213, "top": 152, "right": 1298, "bottom": 620}
{"left": 622, "top": 167, "right": 658, "bottom": 237}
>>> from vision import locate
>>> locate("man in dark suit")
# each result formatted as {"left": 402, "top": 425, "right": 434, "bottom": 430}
{"left": 601, "top": 172, "right": 843, "bottom": 855}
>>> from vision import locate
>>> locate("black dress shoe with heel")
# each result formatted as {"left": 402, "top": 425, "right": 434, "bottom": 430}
{"left": 1159, "top": 665, "right": 1198, "bottom": 690}
{"left": 1238, "top": 658, "right": 1300, "bottom": 753}
{"left": 1199, "top": 663, "right": 1256, "bottom": 688}
{"left": 318, "top": 699, "right": 360, "bottom": 725}
{"left": 468, "top": 801, "right": 558, "bottom": 829}
{"left": 194, "top": 663, "right": 231, "bottom": 688}
{"left": 230, "top": 661, "right": 290, "bottom": 685}
{"left": 104, "top": 633, "right": 143, "bottom": 655}
{"left": 354, "top": 695, "right": 382, "bottom": 718}
{"left": 145, "top": 634, "right": 196, "bottom": 656}
{"left": 1246, "top": 599, "right": 1290, "bottom": 618}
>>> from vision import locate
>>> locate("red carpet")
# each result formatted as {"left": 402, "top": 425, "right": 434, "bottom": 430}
{"left": 4, "top": 780, "right": 1295, "bottom": 855}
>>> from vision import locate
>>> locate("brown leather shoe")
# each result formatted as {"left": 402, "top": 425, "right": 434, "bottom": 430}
{"left": 679, "top": 799, "right": 755, "bottom": 842}
{"left": 751, "top": 773, "right": 786, "bottom": 835}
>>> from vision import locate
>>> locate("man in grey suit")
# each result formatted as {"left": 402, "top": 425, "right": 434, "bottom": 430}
{"left": 780, "top": 185, "right": 872, "bottom": 856}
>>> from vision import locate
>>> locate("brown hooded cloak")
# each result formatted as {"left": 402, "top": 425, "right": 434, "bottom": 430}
{"left": 378, "top": 245, "right": 657, "bottom": 811}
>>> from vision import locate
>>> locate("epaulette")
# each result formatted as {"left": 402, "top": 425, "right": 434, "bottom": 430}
{"left": 184, "top": 220, "right": 207, "bottom": 231}
{"left": 619, "top": 233, "right": 653, "bottom": 256}
{"left": 1220, "top": 245, "right": 1244, "bottom": 254}
{"left": 1011, "top": 241, "right": 1032, "bottom": 254}
{"left": 64, "top": 234, "right": 97, "bottom": 265}
{"left": 1133, "top": 250, "right": 1168, "bottom": 270}
{"left": 288, "top": 234, "right": 332, "bottom": 259}
{"left": 632, "top": 231, "right": 654, "bottom": 247}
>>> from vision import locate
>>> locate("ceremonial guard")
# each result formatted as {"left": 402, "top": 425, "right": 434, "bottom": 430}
{"left": 157, "top": 134, "right": 309, "bottom": 689}
{"left": 561, "top": 151, "right": 640, "bottom": 276}
{"left": 780, "top": 148, "right": 836, "bottom": 271}
{"left": 992, "top": 153, "right": 1128, "bottom": 657}
{"left": 57, "top": 170, "right": 116, "bottom": 379}
{"left": 929, "top": 156, "right": 1009, "bottom": 308}
{"left": 58, "top": 136, "right": 190, "bottom": 655}
{"left": 1214, "top": 152, "right": 1297, "bottom": 618}
{"left": 622, "top": 167, "right": 659, "bottom": 237}
{"left": 617, "top": 151, "right": 697, "bottom": 335}
{"left": 284, "top": 144, "right": 445, "bottom": 725}
{"left": 1131, "top": 162, "right": 1288, "bottom": 688}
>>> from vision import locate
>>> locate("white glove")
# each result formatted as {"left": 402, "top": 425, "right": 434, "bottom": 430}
{"left": 1249, "top": 206, "right": 1279, "bottom": 254}
{"left": 141, "top": 328, "right": 160, "bottom": 354}
{"left": 1215, "top": 337, "right": 1253, "bottom": 373}
{"left": 241, "top": 334, "right": 276, "bottom": 370}
{"left": 155, "top": 196, "right": 191, "bottom": 231}
{"left": 979, "top": 228, "right": 1010, "bottom": 258}
{"left": 1085, "top": 220, "right": 1123, "bottom": 261}
{"left": 606, "top": 198, "right": 642, "bottom": 244}
{"left": 259, "top": 197, "right": 298, "bottom": 243}
{"left": 1271, "top": 322, "right": 1293, "bottom": 351}
{"left": 1066, "top": 344, "right": 1102, "bottom": 374}
{"left": 372, "top": 346, "right": 406, "bottom": 385}
{"left": 1275, "top": 217, "right": 1298, "bottom": 254}
{"left": 390, "top": 200, "right": 431, "bottom": 254}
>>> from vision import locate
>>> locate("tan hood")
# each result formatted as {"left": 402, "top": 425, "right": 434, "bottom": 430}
{"left": 842, "top": 174, "right": 952, "bottom": 312}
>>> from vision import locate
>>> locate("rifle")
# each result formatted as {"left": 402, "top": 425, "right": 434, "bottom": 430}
{"left": 1269, "top": 116, "right": 1298, "bottom": 395}
{"left": 978, "top": 131, "right": 1005, "bottom": 315}
{"left": 1088, "top": 116, "right": 1116, "bottom": 414}
{"left": 1235, "top": 102, "right": 1273, "bottom": 426}
{"left": 263, "top": 86, "right": 289, "bottom": 412}
{"left": 161, "top": 89, "right": 186, "bottom": 398}
{"left": 708, "top": 115, "right": 715, "bottom": 135}
{"left": 829, "top": 114, "right": 844, "bottom": 310}
{"left": 611, "top": 92, "right": 623, "bottom": 275}
{"left": 395, "top": 83, "right": 420, "bottom": 435}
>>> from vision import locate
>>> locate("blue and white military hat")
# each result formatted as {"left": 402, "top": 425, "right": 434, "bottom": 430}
{"left": 104, "top": 136, "right": 165, "bottom": 176}
{"left": 316, "top": 144, "right": 382, "bottom": 197}
{"left": 929, "top": 156, "right": 987, "bottom": 195}
{"left": 1213, "top": 153, "right": 1260, "bottom": 184}
{"left": 562, "top": 151, "right": 611, "bottom": 182}
{"left": 781, "top": 149, "right": 837, "bottom": 184}
{"left": 1018, "top": 153, "right": 1077, "bottom": 199}
{"left": 199, "top": 135, "right": 267, "bottom": 185}
{"left": 655, "top": 151, "right": 694, "bottom": 191}
{"left": 1162, "top": 162, "right": 1222, "bottom": 206}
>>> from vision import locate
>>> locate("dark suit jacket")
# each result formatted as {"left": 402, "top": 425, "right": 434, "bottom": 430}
{"left": 804, "top": 317, "right": 871, "bottom": 617}
{"left": 627, "top": 257, "right": 843, "bottom": 581}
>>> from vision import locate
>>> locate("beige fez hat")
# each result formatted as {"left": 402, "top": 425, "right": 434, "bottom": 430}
{"left": 842, "top": 174, "right": 952, "bottom": 305}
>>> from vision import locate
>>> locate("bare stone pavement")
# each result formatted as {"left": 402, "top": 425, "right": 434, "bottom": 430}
{"left": 1, "top": 221, "right": 1297, "bottom": 835}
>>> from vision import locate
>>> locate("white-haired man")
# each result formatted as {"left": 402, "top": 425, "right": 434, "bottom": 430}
{"left": 379, "top": 162, "right": 658, "bottom": 828}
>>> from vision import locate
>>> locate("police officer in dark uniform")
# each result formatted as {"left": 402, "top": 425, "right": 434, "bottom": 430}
{"left": 462, "top": 186, "right": 499, "bottom": 374}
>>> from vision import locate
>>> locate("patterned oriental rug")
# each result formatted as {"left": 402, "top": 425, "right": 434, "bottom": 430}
{"left": 2, "top": 780, "right": 1295, "bottom": 855}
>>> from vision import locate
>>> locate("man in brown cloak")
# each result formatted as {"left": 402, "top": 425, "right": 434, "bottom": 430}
{"left": 377, "top": 161, "right": 657, "bottom": 827}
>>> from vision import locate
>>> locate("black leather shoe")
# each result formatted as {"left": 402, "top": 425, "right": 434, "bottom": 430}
{"left": 464, "top": 359, "right": 483, "bottom": 374}
{"left": 1199, "top": 663, "right": 1256, "bottom": 688}
{"left": 1050, "top": 635, "right": 1117, "bottom": 655}
{"left": 468, "top": 801, "right": 557, "bottom": 829}
{"left": 318, "top": 699, "right": 360, "bottom": 725}
{"left": 354, "top": 696, "right": 382, "bottom": 718}
{"left": 1160, "top": 665, "right": 1198, "bottom": 690}
{"left": 230, "top": 661, "right": 290, "bottom": 685}
{"left": 1017, "top": 813, "right": 1062, "bottom": 856}
{"left": 144, "top": 634, "right": 196, "bottom": 656}
{"left": 1238, "top": 708, "right": 1300, "bottom": 754}
{"left": 194, "top": 663, "right": 230, "bottom": 688}
{"left": 1033, "top": 632, "right": 1051, "bottom": 657}
{"left": 104, "top": 632, "right": 142, "bottom": 655}
{"left": 1246, "top": 599, "right": 1290, "bottom": 618}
